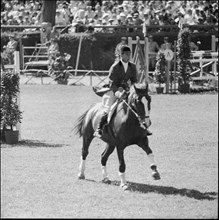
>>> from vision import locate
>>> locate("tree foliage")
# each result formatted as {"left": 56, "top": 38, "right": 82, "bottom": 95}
{"left": 154, "top": 50, "right": 167, "bottom": 86}
{"left": 176, "top": 28, "right": 192, "bottom": 85}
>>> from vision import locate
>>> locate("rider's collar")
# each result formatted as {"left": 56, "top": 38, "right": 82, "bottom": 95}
{"left": 120, "top": 59, "right": 129, "bottom": 65}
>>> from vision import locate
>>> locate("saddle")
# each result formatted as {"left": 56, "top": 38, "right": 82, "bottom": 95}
{"left": 93, "top": 85, "right": 128, "bottom": 123}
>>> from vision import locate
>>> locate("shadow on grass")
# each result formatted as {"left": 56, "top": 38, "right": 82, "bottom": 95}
{"left": 85, "top": 179, "right": 217, "bottom": 201}
{"left": 1, "top": 139, "right": 66, "bottom": 148}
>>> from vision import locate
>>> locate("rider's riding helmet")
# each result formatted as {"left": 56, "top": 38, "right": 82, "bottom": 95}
{"left": 120, "top": 45, "right": 131, "bottom": 54}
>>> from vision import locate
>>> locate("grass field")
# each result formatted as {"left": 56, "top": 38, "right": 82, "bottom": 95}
{"left": 1, "top": 84, "right": 218, "bottom": 218}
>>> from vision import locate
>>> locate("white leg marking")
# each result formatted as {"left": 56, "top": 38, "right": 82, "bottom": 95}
{"left": 119, "top": 172, "right": 126, "bottom": 186}
{"left": 102, "top": 166, "right": 108, "bottom": 179}
{"left": 79, "top": 157, "right": 86, "bottom": 174}
{"left": 148, "top": 153, "right": 156, "bottom": 167}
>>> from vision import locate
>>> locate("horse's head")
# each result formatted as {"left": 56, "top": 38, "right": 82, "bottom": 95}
{"left": 128, "top": 83, "right": 151, "bottom": 128}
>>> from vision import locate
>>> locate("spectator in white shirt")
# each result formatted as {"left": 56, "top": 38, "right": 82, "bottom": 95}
{"left": 56, "top": 10, "right": 64, "bottom": 26}
{"left": 85, "top": 5, "right": 95, "bottom": 20}
{"left": 184, "top": 9, "right": 196, "bottom": 25}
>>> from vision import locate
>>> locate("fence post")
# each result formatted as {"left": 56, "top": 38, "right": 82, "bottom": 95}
{"left": 19, "top": 38, "right": 24, "bottom": 70}
{"left": 166, "top": 61, "right": 170, "bottom": 94}
{"left": 144, "top": 37, "right": 149, "bottom": 82}
{"left": 14, "top": 51, "right": 21, "bottom": 141}
{"left": 90, "top": 71, "right": 93, "bottom": 86}
{"left": 200, "top": 54, "right": 203, "bottom": 77}
{"left": 75, "top": 34, "right": 83, "bottom": 76}
{"left": 173, "top": 40, "right": 177, "bottom": 93}
{"left": 212, "top": 35, "right": 216, "bottom": 52}
{"left": 128, "top": 37, "right": 133, "bottom": 61}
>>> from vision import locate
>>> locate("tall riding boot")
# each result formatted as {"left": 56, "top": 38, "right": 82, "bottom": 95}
{"left": 94, "top": 111, "right": 108, "bottom": 138}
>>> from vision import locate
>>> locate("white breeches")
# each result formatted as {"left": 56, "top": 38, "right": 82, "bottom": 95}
{"left": 102, "top": 91, "right": 117, "bottom": 113}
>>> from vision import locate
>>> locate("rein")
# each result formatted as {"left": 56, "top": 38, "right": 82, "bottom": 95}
{"left": 122, "top": 99, "right": 150, "bottom": 120}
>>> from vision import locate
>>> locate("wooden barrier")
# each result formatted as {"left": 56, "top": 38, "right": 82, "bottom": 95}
{"left": 20, "top": 68, "right": 109, "bottom": 86}
{"left": 128, "top": 36, "right": 149, "bottom": 83}
{"left": 189, "top": 35, "right": 218, "bottom": 81}
{"left": 68, "top": 69, "right": 108, "bottom": 86}
{"left": 127, "top": 36, "right": 219, "bottom": 93}
{"left": 190, "top": 51, "right": 218, "bottom": 80}
{"left": 22, "top": 44, "right": 49, "bottom": 70}
{"left": 212, "top": 35, "right": 218, "bottom": 52}
{"left": 1, "top": 24, "right": 217, "bottom": 35}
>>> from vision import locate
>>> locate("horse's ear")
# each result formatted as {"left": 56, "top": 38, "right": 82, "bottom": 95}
{"left": 140, "top": 82, "right": 148, "bottom": 94}
{"left": 134, "top": 83, "right": 148, "bottom": 96}
{"left": 133, "top": 84, "right": 140, "bottom": 95}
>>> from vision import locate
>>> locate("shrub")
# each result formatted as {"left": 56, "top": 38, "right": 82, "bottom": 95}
{"left": 48, "top": 51, "right": 72, "bottom": 83}
{"left": 154, "top": 50, "right": 167, "bottom": 87}
{"left": 0, "top": 68, "right": 23, "bottom": 131}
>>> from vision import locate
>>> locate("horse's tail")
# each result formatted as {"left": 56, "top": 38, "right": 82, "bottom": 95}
{"left": 72, "top": 103, "right": 97, "bottom": 137}
{"left": 72, "top": 109, "right": 89, "bottom": 137}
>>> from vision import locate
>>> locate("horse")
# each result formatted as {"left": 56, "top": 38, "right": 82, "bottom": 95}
{"left": 73, "top": 83, "right": 161, "bottom": 190}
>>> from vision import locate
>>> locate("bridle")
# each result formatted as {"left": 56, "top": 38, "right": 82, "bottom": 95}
{"left": 122, "top": 99, "right": 146, "bottom": 119}
{"left": 122, "top": 92, "right": 150, "bottom": 127}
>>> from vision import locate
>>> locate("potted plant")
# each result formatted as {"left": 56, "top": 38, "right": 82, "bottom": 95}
{"left": 48, "top": 51, "right": 72, "bottom": 85}
{"left": 0, "top": 68, "right": 23, "bottom": 144}
{"left": 176, "top": 28, "right": 192, "bottom": 93}
{"left": 154, "top": 50, "right": 167, "bottom": 94}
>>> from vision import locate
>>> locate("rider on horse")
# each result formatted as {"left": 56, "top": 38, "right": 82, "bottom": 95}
{"left": 94, "top": 45, "right": 152, "bottom": 138}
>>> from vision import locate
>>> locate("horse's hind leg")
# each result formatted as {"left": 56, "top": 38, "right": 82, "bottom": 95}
{"left": 101, "top": 144, "right": 115, "bottom": 183}
{"left": 138, "top": 138, "right": 161, "bottom": 180}
{"left": 78, "top": 134, "right": 94, "bottom": 180}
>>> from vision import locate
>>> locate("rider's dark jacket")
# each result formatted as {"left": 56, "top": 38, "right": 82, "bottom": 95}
{"left": 108, "top": 60, "right": 138, "bottom": 93}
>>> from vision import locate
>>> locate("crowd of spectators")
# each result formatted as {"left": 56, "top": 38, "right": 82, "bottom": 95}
{"left": 1, "top": 0, "right": 42, "bottom": 26}
{"left": 1, "top": 0, "right": 218, "bottom": 33}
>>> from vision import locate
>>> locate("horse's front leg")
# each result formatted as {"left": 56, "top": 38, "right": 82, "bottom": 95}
{"left": 116, "top": 147, "right": 128, "bottom": 190}
{"left": 101, "top": 143, "right": 115, "bottom": 183}
{"left": 138, "top": 137, "right": 161, "bottom": 180}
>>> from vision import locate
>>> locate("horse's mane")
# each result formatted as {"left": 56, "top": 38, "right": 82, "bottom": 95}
{"left": 128, "top": 82, "right": 149, "bottom": 98}
{"left": 128, "top": 82, "right": 151, "bottom": 109}
{"left": 132, "top": 82, "right": 149, "bottom": 91}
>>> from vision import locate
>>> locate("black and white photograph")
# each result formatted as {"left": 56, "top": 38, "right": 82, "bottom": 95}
{"left": 1, "top": 0, "right": 218, "bottom": 218}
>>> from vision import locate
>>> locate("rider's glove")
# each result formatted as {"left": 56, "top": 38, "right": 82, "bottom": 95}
{"left": 115, "top": 87, "right": 126, "bottom": 99}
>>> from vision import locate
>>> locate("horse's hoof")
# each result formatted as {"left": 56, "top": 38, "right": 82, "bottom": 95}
{"left": 78, "top": 173, "right": 85, "bottom": 180}
{"left": 102, "top": 177, "right": 111, "bottom": 184}
{"left": 152, "top": 171, "right": 161, "bottom": 180}
{"left": 120, "top": 184, "right": 129, "bottom": 190}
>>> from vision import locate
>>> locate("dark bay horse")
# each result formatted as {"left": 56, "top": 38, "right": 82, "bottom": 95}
{"left": 74, "top": 83, "right": 161, "bottom": 190}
